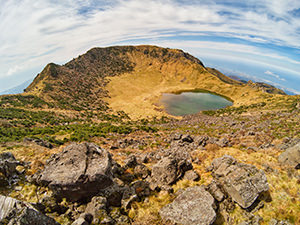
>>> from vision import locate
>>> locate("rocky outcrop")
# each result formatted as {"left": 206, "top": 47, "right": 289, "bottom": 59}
{"left": 36, "top": 143, "right": 113, "bottom": 201}
{"left": 278, "top": 142, "right": 300, "bottom": 169}
{"left": 0, "top": 195, "right": 59, "bottom": 225}
{"left": 183, "top": 170, "right": 200, "bottom": 181}
{"left": 151, "top": 157, "right": 178, "bottom": 186}
{"left": 210, "top": 155, "right": 269, "bottom": 208}
{"left": 150, "top": 156, "right": 192, "bottom": 187}
{"left": 0, "top": 152, "right": 22, "bottom": 186}
{"left": 84, "top": 196, "right": 112, "bottom": 224}
{"left": 160, "top": 186, "right": 216, "bottom": 225}
{"left": 23, "top": 137, "right": 53, "bottom": 149}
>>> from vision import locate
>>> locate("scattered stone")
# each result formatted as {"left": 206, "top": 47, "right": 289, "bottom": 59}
{"left": 183, "top": 170, "right": 200, "bottom": 181}
{"left": 278, "top": 141, "right": 300, "bottom": 169}
{"left": 210, "top": 155, "right": 269, "bottom": 208}
{"left": 160, "top": 185, "right": 174, "bottom": 193}
{"left": 133, "top": 164, "right": 150, "bottom": 179}
{"left": 0, "top": 152, "right": 22, "bottom": 185}
{"left": 206, "top": 180, "right": 225, "bottom": 202}
{"left": 172, "top": 133, "right": 182, "bottom": 140}
{"left": 121, "top": 180, "right": 150, "bottom": 209}
{"left": 219, "top": 197, "right": 235, "bottom": 213}
{"left": 24, "top": 137, "right": 53, "bottom": 149}
{"left": 151, "top": 157, "right": 178, "bottom": 185}
{"left": 137, "top": 153, "right": 149, "bottom": 164}
{"left": 130, "top": 180, "right": 150, "bottom": 198}
{"left": 182, "top": 134, "right": 193, "bottom": 143}
{"left": 160, "top": 186, "right": 216, "bottom": 225}
{"left": 110, "top": 207, "right": 131, "bottom": 224}
{"left": 123, "top": 155, "right": 137, "bottom": 169}
{"left": 111, "top": 161, "right": 125, "bottom": 178}
{"left": 97, "top": 183, "right": 124, "bottom": 207}
{"left": 85, "top": 197, "right": 110, "bottom": 224}
{"left": 0, "top": 195, "right": 59, "bottom": 225}
{"left": 71, "top": 217, "right": 89, "bottom": 225}
{"left": 39, "top": 196, "right": 68, "bottom": 214}
{"left": 194, "top": 135, "right": 209, "bottom": 147}
{"left": 86, "top": 196, "right": 107, "bottom": 213}
{"left": 239, "top": 215, "right": 263, "bottom": 225}
{"left": 36, "top": 142, "right": 113, "bottom": 201}
{"left": 269, "top": 219, "right": 292, "bottom": 225}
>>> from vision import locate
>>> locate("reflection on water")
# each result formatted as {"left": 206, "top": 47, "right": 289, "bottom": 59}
{"left": 160, "top": 91, "right": 232, "bottom": 116}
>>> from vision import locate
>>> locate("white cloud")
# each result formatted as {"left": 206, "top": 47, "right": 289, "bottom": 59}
{"left": 0, "top": 0, "right": 299, "bottom": 91}
{"left": 264, "top": 70, "right": 286, "bottom": 81}
{"left": 7, "top": 65, "right": 24, "bottom": 77}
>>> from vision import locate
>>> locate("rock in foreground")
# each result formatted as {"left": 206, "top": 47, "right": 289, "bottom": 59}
{"left": 278, "top": 142, "right": 300, "bottom": 169}
{"left": 0, "top": 152, "right": 22, "bottom": 186}
{"left": 0, "top": 195, "right": 59, "bottom": 225}
{"left": 160, "top": 186, "right": 216, "bottom": 225}
{"left": 37, "top": 143, "right": 113, "bottom": 201}
{"left": 210, "top": 155, "right": 269, "bottom": 208}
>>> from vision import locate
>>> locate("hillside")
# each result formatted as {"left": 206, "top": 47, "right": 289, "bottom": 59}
{"left": 24, "top": 45, "right": 276, "bottom": 119}
{"left": 1, "top": 45, "right": 300, "bottom": 225}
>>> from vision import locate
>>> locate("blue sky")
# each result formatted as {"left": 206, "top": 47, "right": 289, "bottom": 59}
{"left": 0, "top": 0, "right": 299, "bottom": 94}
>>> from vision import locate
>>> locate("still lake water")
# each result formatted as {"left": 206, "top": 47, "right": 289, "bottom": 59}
{"left": 160, "top": 91, "right": 232, "bottom": 116}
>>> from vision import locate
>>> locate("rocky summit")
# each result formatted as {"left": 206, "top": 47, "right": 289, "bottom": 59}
{"left": 0, "top": 45, "right": 300, "bottom": 224}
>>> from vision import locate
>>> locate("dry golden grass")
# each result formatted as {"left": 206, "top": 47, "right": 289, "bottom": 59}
{"left": 104, "top": 49, "right": 272, "bottom": 119}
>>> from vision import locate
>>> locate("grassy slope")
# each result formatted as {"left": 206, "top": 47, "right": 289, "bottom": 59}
{"left": 105, "top": 49, "right": 270, "bottom": 119}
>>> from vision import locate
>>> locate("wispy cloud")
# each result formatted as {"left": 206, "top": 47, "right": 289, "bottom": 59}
{"left": 0, "top": 0, "right": 299, "bottom": 92}
{"left": 264, "top": 70, "right": 286, "bottom": 81}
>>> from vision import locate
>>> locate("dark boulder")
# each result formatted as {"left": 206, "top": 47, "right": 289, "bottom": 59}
{"left": 85, "top": 196, "right": 112, "bottom": 224}
{"left": 160, "top": 186, "right": 216, "bottom": 225}
{"left": 210, "top": 155, "right": 269, "bottom": 208}
{"left": 24, "top": 137, "right": 53, "bottom": 149}
{"left": 183, "top": 170, "right": 200, "bottom": 181}
{"left": 206, "top": 180, "right": 225, "bottom": 202}
{"left": 122, "top": 180, "right": 150, "bottom": 210}
{"left": 278, "top": 141, "right": 300, "bottom": 169}
{"left": 36, "top": 143, "right": 113, "bottom": 201}
{"left": 0, "top": 195, "right": 59, "bottom": 225}
{"left": 181, "top": 134, "right": 193, "bottom": 143}
{"left": 150, "top": 157, "right": 177, "bottom": 186}
{"left": 123, "top": 155, "right": 137, "bottom": 169}
{"left": 133, "top": 164, "right": 151, "bottom": 179}
{"left": 151, "top": 154, "right": 192, "bottom": 187}
{"left": 0, "top": 152, "right": 22, "bottom": 186}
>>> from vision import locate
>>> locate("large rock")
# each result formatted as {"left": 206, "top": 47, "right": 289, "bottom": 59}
{"left": 151, "top": 157, "right": 177, "bottom": 186}
{"left": 151, "top": 155, "right": 192, "bottom": 187}
{"left": 0, "top": 152, "right": 22, "bottom": 186}
{"left": 85, "top": 196, "right": 113, "bottom": 224}
{"left": 278, "top": 142, "right": 300, "bottom": 169}
{"left": 210, "top": 155, "right": 269, "bottom": 208}
{"left": 160, "top": 186, "right": 216, "bottom": 225}
{"left": 37, "top": 143, "right": 113, "bottom": 201}
{"left": 0, "top": 195, "right": 59, "bottom": 225}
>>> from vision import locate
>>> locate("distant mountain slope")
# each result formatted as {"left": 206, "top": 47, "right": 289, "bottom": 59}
{"left": 1, "top": 79, "right": 33, "bottom": 95}
{"left": 247, "top": 81, "right": 286, "bottom": 95}
{"left": 208, "top": 69, "right": 286, "bottom": 95}
{"left": 206, "top": 67, "right": 243, "bottom": 85}
{"left": 24, "top": 45, "right": 279, "bottom": 118}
